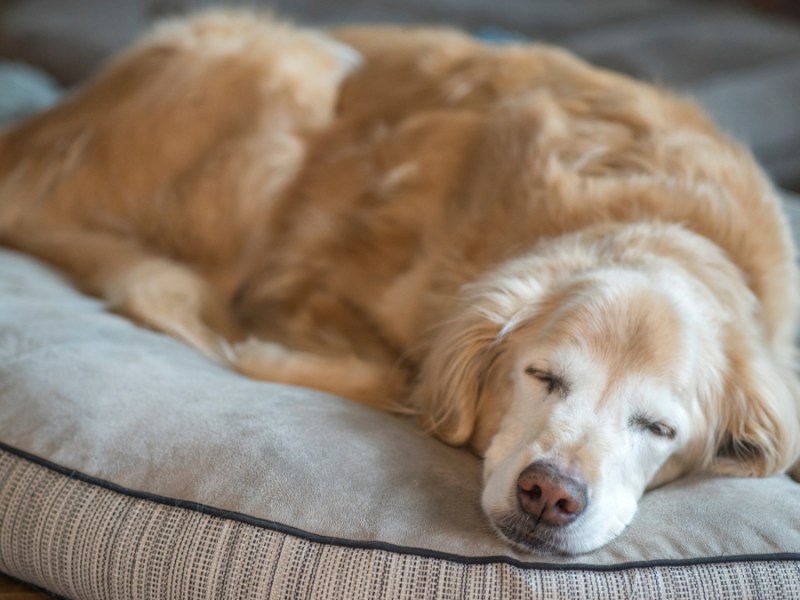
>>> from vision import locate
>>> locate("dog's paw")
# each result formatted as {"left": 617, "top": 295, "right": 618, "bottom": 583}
{"left": 104, "top": 258, "right": 232, "bottom": 364}
{"left": 105, "top": 259, "right": 206, "bottom": 318}
{"left": 270, "top": 29, "right": 362, "bottom": 127}
{"left": 235, "top": 337, "right": 289, "bottom": 361}
{"left": 310, "top": 33, "right": 363, "bottom": 78}
{"left": 233, "top": 337, "right": 292, "bottom": 378}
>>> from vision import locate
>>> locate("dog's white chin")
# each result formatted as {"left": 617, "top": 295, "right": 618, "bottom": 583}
{"left": 489, "top": 504, "right": 636, "bottom": 555}
{"left": 483, "top": 477, "right": 640, "bottom": 555}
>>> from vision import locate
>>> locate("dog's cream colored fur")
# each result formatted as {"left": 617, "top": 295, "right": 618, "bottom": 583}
{"left": 1, "top": 10, "right": 799, "bottom": 554}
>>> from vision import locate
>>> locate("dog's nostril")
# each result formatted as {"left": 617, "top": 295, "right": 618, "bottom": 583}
{"left": 516, "top": 461, "right": 588, "bottom": 528}
{"left": 555, "top": 497, "right": 577, "bottom": 515}
{"left": 530, "top": 485, "right": 542, "bottom": 502}
{"left": 519, "top": 479, "right": 543, "bottom": 502}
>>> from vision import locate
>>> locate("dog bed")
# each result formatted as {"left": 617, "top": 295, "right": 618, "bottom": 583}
{"left": 2, "top": 55, "right": 800, "bottom": 600}
{"left": 2, "top": 245, "right": 800, "bottom": 599}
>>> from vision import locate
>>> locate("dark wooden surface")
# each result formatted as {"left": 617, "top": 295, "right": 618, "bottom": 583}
{"left": 0, "top": 575, "right": 51, "bottom": 600}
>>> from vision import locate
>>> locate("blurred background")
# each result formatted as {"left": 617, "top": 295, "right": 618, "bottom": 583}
{"left": 1, "top": 0, "right": 799, "bottom": 193}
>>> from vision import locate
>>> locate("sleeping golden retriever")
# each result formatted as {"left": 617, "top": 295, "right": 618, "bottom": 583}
{"left": 1, "top": 10, "right": 799, "bottom": 555}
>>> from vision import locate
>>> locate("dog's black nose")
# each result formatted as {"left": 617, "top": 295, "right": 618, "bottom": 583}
{"left": 517, "top": 461, "right": 587, "bottom": 527}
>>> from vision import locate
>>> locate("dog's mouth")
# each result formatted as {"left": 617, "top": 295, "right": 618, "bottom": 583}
{"left": 490, "top": 510, "right": 579, "bottom": 555}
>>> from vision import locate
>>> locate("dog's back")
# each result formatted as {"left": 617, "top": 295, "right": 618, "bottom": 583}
{"left": 0, "top": 9, "right": 797, "bottom": 387}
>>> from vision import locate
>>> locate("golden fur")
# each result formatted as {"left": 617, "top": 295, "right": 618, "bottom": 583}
{"left": 1, "top": 10, "right": 799, "bottom": 553}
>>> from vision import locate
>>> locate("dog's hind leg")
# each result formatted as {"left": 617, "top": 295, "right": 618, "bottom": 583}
{"left": 103, "top": 256, "right": 236, "bottom": 364}
{"left": 4, "top": 226, "right": 236, "bottom": 364}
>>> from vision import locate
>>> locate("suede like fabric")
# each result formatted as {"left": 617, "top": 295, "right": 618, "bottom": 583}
{"left": 0, "top": 61, "right": 61, "bottom": 125}
{"left": 1, "top": 248, "right": 800, "bottom": 564}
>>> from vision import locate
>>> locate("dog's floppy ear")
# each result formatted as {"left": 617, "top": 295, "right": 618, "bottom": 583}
{"left": 710, "top": 331, "right": 800, "bottom": 478}
{"left": 412, "top": 257, "right": 552, "bottom": 446}
{"left": 411, "top": 302, "right": 506, "bottom": 446}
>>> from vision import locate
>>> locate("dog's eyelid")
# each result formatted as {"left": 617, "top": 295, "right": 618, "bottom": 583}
{"left": 524, "top": 366, "right": 568, "bottom": 396}
{"left": 629, "top": 413, "right": 676, "bottom": 439}
{"left": 649, "top": 422, "right": 677, "bottom": 439}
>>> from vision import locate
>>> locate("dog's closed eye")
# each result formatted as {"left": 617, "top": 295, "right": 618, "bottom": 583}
{"left": 524, "top": 367, "right": 569, "bottom": 397}
{"left": 629, "top": 413, "right": 676, "bottom": 439}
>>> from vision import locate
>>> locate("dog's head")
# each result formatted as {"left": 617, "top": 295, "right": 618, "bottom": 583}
{"left": 413, "top": 224, "right": 800, "bottom": 554}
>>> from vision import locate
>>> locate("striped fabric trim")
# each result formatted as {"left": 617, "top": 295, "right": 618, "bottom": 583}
{"left": 1, "top": 448, "right": 799, "bottom": 600}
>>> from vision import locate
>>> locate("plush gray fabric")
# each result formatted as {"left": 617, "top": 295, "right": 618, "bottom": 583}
{"left": 0, "top": 61, "right": 60, "bottom": 125}
{"left": 1, "top": 248, "right": 799, "bottom": 565}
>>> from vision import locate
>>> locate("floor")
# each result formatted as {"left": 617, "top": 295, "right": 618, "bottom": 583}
{"left": 0, "top": 575, "right": 49, "bottom": 600}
